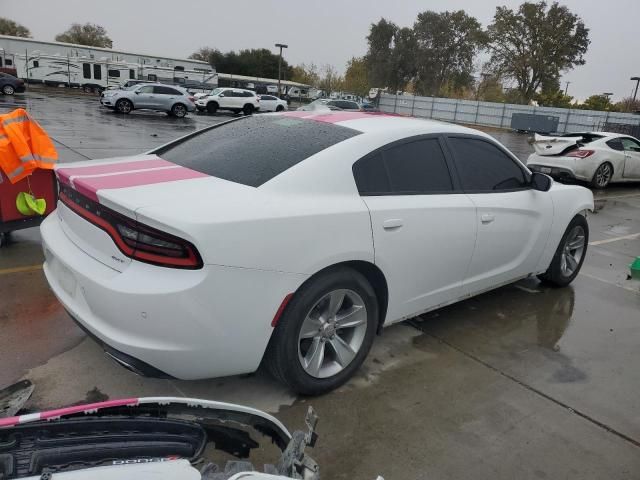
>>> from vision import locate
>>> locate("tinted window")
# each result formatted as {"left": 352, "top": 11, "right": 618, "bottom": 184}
{"left": 606, "top": 138, "right": 624, "bottom": 151}
{"left": 108, "top": 69, "right": 120, "bottom": 77}
{"left": 93, "top": 64, "right": 102, "bottom": 80}
{"left": 5, "top": 59, "right": 12, "bottom": 66}
{"left": 137, "top": 85, "right": 154, "bottom": 93}
{"left": 33, "top": 60, "right": 39, "bottom": 68}
{"left": 174, "top": 66, "right": 185, "bottom": 71}
{"left": 147, "top": 74, "right": 157, "bottom": 81}
{"left": 261, "top": 95, "right": 275, "bottom": 100}
{"left": 129, "top": 69, "right": 135, "bottom": 79}
{"left": 242, "top": 91, "right": 255, "bottom": 97}
{"left": 353, "top": 138, "right": 453, "bottom": 195}
{"left": 156, "top": 116, "right": 360, "bottom": 187}
{"left": 83, "top": 63, "right": 91, "bottom": 79}
{"left": 448, "top": 137, "right": 527, "bottom": 191}
{"left": 154, "top": 86, "right": 181, "bottom": 95}
{"left": 621, "top": 137, "right": 640, "bottom": 152}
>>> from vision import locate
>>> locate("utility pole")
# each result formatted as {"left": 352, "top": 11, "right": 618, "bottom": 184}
{"left": 631, "top": 77, "right": 640, "bottom": 103}
{"left": 275, "top": 43, "right": 288, "bottom": 97}
{"left": 564, "top": 81, "right": 571, "bottom": 95}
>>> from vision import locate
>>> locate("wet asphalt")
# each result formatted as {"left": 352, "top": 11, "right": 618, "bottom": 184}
{"left": 1, "top": 90, "right": 639, "bottom": 479}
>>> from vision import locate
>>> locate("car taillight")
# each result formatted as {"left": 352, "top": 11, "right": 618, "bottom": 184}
{"left": 566, "top": 149, "right": 595, "bottom": 158}
{"left": 59, "top": 185, "right": 203, "bottom": 269}
{"left": 188, "top": 96, "right": 195, "bottom": 103}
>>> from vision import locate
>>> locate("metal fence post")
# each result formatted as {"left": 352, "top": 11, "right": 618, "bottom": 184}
{"left": 564, "top": 109, "right": 571, "bottom": 133}
{"left": 429, "top": 96, "right": 434, "bottom": 119}
{"left": 474, "top": 100, "right": 480, "bottom": 124}
{"left": 411, "top": 95, "right": 416, "bottom": 117}
{"left": 500, "top": 102, "right": 507, "bottom": 128}
{"left": 453, "top": 100, "right": 459, "bottom": 122}
{"left": 603, "top": 110, "right": 610, "bottom": 131}
{"left": 393, "top": 92, "right": 398, "bottom": 113}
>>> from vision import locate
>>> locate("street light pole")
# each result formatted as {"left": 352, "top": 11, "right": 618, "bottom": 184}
{"left": 564, "top": 81, "right": 571, "bottom": 95}
{"left": 275, "top": 43, "right": 288, "bottom": 97}
{"left": 631, "top": 77, "right": 640, "bottom": 103}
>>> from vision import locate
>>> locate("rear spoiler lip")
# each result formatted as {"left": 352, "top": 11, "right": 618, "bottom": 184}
{"left": 529, "top": 133, "right": 583, "bottom": 156}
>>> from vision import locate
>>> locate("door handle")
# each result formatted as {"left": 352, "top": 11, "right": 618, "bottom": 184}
{"left": 481, "top": 214, "right": 495, "bottom": 224}
{"left": 383, "top": 219, "right": 403, "bottom": 230}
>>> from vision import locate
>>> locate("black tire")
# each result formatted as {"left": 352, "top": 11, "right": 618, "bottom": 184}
{"left": 83, "top": 85, "right": 92, "bottom": 93}
{"left": 171, "top": 103, "right": 187, "bottom": 118}
{"left": 115, "top": 99, "right": 133, "bottom": 114}
{"left": 264, "top": 266, "right": 378, "bottom": 395}
{"left": 206, "top": 101, "right": 218, "bottom": 114}
{"left": 243, "top": 104, "right": 254, "bottom": 115}
{"left": 232, "top": 109, "right": 241, "bottom": 114}
{"left": 2, "top": 84, "right": 15, "bottom": 95}
{"left": 538, "top": 214, "right": 589, "bottom": 287}
{"left": 590, "top": 162, "right": 613, "bottom": 189}
{"left": 275, "top": 105, "right": 284, "bottom": 112}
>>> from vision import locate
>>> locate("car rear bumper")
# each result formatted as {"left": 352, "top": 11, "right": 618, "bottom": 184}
{"left": 527, "top": 155, "right": 593, "bottom": 182}
{"left": 15, "top": 85, "right": 26, "bottom": 93}
{"left": 528, "top": 164, "right": 578, "bottom": 181}
{"left": 40, "top": 212, "right": 307, "bottom": 380}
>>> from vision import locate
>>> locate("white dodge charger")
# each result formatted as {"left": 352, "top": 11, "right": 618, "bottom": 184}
{"left": 41, "top": 111, "right": 594, "bottom": 395}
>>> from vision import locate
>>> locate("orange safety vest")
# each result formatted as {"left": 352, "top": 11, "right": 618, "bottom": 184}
{"left": 0, "top": 108, "right": 58, "bottom": 184}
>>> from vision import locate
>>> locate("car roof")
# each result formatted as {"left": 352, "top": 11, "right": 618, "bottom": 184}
{"left": 277, "top": 110, "right": 490, "bottom": 137}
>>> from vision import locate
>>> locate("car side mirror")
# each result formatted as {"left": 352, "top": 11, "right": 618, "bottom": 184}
{"left": 530, "top": 171, "right": 552, "bottom": 192}
{"left": 218, "top": 93, "right": 225, "bottom": 97}
{"left": 135, "top": 91, "right": 140, "bottom": 94}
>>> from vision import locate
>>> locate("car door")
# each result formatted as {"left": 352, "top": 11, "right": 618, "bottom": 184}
{"left": 260, "top": 95, "right": 276, "bottom": 111}
{"left": 133, "top": 85, "right": 155, "bottom": 109}
{"left": 445, "top": 135, "right": 553, "bottom": 295}
{"left": 354, "top": 135, "right": 477, "bottom": 323}
{"left": 152, "top": 85, "right": 179, "bottom": 111}
{"left": 620, "top": 137, "right": 640, "bottom": 178}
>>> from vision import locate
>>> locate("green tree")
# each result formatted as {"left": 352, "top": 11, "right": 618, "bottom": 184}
{"left": 535, "top": 77, "right": 573, "bottom": 107}
{"left": 487, "top": 2, "right": 590, "bottom": 102}
{"left": 364, "top": 18, "right": 398, "bottom": 89}
{"left": 291, "top": 63, "right": 320, "bottom": 86}
{"left": 0, "top": 17, "right": 31, "bottom": 37}
{"left": 580, "top": 94, "right": 616, "bottom": 111}
{"left": 615, "top": 97, "right": 640, "bottom": 113}
{"left": 413, "top": 10, "right": 486, "bottom": 96}
{"left": 55, "top": 23, "right": 112, "bottom": 48}
{"left": 476, "top": 74, "right": 506, "bottom": 102}
{"left": 343, "top": 57, "right": 369, "bottom": 97}
{"left": 318, "top": 64, "right": 343, "bottom": 94}
{"left": 189, "top": 47, "right": 291, "bottom": 78}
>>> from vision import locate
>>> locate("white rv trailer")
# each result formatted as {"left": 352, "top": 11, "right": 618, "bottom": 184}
{"left": 0, "top": 34, "right": 217, "bottom": 91}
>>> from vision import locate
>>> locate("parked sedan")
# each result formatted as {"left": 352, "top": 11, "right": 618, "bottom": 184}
{"left": 259, "top": 94, "right": 288, "bottom": 112}
{"left": 0, "top": 72, "right": 25, "bottom": 95}
{"left": 527, "top": 132, "right": 640, "bottom": 188}
{"left": 100, "top": 83, "right": 196, "bottom": 118}
{"left": 41, "top": 112, "right": 593, "bottom": 395}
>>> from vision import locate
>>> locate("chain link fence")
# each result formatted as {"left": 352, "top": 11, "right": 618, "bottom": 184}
{"left": 378, "top": 93, "right": 640, "bottom": 134}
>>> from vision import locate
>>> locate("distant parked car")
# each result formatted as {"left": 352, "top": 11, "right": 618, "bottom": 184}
{"left": 259, "top": 95, "right": 288, "bottom": 112}
{"left": 527, "top": 132, "right": 640, "bottom": 189}
{"left": 0, "top": 72, "right": 25, "bottom": 95}
{"left": 195, "top": 88, "right": 260, "bottom": 115}
{"left": 361, "top": 103, "right": 378, "bottom": 112}
{"left": 100, "top": 83, "right": 196, "bottom": 118}
{"left": 297, "top": 99, "right": 362, "bottom": 112}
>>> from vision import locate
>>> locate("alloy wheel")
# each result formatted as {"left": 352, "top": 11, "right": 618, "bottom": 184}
{"left": 297, "top": 289, "right": 368, "bottom": 378}
{"left": 3, "top": 85, "right": 15, "bottom": 95}
{"left": 560, "top": 225, "right": 586, "bottom": 277}
{"left": 173, "top": 105, "right": 186, "bottom": 117}
{"left": 595, "top": 164, "right": 611, "bottom": 187}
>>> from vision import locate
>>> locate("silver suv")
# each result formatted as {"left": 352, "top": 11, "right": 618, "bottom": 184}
{"left": 195, "top": 88, "right": 260, "bottom": 115}
{"left": 100, "top": 83, "right": 196, "bottom": 118}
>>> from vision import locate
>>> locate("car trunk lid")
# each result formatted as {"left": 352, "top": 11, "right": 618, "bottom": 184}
{"left": 529, "top": 133, "right": 582, "bottom": 156}
{"left": 55, "top": 155, "right": 210, "bottom": 271}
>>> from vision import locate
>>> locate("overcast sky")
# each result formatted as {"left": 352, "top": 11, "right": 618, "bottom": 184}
{"left": 3, "top": 0, "right": 639, "bottom": 101}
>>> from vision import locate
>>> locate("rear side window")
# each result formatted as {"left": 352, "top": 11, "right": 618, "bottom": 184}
{"left": 606, "top": 138, "right": 624, "bottom": 151}
{"left": 448, "top": 137, "right": 527, "bottom": 191}
{"left": 353, "top": 138, "right": 453, "bottom": 195}
{"left": 93, "top": 64, "right": 102, "bottom": 80}
{"left": 154, "top": 86, "right": 181, "bottom": 95}
{"left": 83, "top": 63, "right": 91, "bottom": 79}
{"left": 156, "top": 116, "right": 360, "bottom": 187}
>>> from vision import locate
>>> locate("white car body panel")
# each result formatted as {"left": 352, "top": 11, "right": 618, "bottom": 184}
{"left": 41, "top": 111, "right": 595, "bottom": 380}
{"left": 259, "top": 95, "right": 288, "bottom": 112}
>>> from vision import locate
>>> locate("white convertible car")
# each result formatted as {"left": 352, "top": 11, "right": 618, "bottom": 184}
{"left": 527, "top": 132, "right": 640, "bottom": 188}
{"left": 41, "top": 111, "right": 594, "bottom": 395}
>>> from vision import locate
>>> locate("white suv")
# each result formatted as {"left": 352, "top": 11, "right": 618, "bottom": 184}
{"left": 195, "top": 88, "right": 260, "bottom": 115}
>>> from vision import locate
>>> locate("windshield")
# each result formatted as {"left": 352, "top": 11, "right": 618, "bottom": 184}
{"left": 155, "top": 115, "right": 360, "bottom": 187}
{"left": 209, "top": 88, "right": 224, "bottom": 96}
{"left": 124, "top": 84, "right": 141, "bottom": 91}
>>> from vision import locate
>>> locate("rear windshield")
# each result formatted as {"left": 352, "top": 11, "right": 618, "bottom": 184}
{"left": 155, "top": 115, "right": 360, "bottom": 187}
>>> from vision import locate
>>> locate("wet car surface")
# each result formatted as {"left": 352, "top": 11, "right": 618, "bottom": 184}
{"left": 1, "top": 90, "right": 639, "bottom": 479}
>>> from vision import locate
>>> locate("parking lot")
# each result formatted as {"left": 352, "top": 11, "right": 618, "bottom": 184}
{"left": 1, "top": 90, "right": 640, "bottom": 479}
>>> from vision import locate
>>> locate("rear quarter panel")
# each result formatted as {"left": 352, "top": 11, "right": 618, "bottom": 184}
{"left": 534, "top": 182, "right": 594, "bottom": 273}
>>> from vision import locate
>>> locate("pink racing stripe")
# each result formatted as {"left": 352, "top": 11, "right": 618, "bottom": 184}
{"left": 74, "top": 166, "right": 209, "bottom": 201}
{"left": 0, "top": 398, "right": 139, "bottom": 428}
{"left": 57, "top": 158, "right": 172, "bottom": 186}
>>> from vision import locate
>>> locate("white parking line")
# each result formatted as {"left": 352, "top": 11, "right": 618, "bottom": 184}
{"left": 579, "top": 272, "right": 639, "bottom": 294}
{"left": 589, "top": 233, "right": 640, "bottom": 246}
